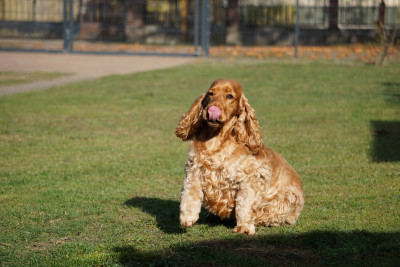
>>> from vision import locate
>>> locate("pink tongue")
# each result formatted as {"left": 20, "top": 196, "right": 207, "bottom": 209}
{"left": 208, "top": 106, "right": 221, "bottom": 121}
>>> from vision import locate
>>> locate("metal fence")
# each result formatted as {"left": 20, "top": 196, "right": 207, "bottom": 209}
{"left": 78, "top": 0, "right": 197, "bottom": 43}
{"left": 213, "top": 0, "right": 399, "bottom": 45}
{"left": 339, "top": 0, "right": 400, "bottom": 28}
{"left": 211, "top": 0, "right": 332, "bottom": 45}
{"left": 0, "top": 0, "right": 210, "bottom": 55}
{"left": 237, "top": 0, "right": 329, "bottom": 27}
{"left": 0, "top": 0, "right": 399, "bottom": 54}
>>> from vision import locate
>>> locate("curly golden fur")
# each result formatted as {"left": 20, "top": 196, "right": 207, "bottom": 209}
{"left": 175, "top": 79, "right": 304, "bottom": 235}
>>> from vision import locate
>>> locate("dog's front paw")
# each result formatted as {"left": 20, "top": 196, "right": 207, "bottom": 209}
{"left": 180, "top": 213, "right": 198, "bottom": 228}
{"left": 233, "top": 224, "right": 255, "bottom": 235}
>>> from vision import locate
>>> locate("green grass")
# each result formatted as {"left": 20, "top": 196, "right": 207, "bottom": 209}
{"left": 0, "top": 71, "right": 67, "bottom": 86}
{"left": 0, "top": 59, "right": 399, "bottom": 266}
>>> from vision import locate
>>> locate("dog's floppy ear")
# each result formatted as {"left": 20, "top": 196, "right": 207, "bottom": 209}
{"left": 233, "top": 94, "right": 264, "bottom": 154}
{"left": 175, "top": 93, "right": 206, "bottom": 141}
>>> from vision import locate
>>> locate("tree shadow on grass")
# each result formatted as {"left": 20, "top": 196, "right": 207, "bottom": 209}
{"left": 370, "top": 121, "right": 400, "bottom": 162}
{"left": 122, "top": 198, "right": 400, "bottom": 265}
{"left": 113, "top": 230, "right": 400, "bottom": 266}
{"left": 370, "top": 82, "right": 400, "bottom": 162}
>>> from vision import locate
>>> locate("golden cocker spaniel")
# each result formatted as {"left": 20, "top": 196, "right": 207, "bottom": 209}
{"left": 175, "top": 79, "right": 304, "bottom": 235}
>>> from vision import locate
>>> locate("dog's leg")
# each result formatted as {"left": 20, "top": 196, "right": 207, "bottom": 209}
{"left": 180, "top": 169, "right": 203, "bottom": 227}
{"left": 233, "top": 185, "right": 256, "bottom": 235}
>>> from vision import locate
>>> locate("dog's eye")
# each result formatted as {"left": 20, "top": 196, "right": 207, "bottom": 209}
{"left": 226, "top": 94, "right": 234, "bottom": 99}
{"left": 208, "top": 92, "right": 213, "bottom": 96}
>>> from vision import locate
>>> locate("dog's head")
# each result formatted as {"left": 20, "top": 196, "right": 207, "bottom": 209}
{"left": 200, "top": 79, "right": 243, "bottom": 128}
{"left": 175, "top": 79, "right": 264, "bottom": 154}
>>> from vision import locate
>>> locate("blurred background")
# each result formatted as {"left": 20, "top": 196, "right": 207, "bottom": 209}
{"left": 0, "top": 0, "right": 399, "bottom": 56}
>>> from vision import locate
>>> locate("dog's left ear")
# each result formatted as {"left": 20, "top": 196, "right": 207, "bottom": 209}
{"left": 233, "top": 95, "right": 264, "bottom": 154}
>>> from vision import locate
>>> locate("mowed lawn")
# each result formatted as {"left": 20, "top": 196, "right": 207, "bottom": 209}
{"left": 0, "top": 71, "right": 68, "bottom": 87}
{"left": 0, "top": 60, "right": 399, "bottom": 266}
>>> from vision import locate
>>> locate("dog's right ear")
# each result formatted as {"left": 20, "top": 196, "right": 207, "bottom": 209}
{"left": 175, "top": 93, "right": 206, "bottom": 141}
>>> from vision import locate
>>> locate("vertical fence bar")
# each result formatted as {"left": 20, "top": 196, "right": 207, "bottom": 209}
{"left": 294, "top": 0, "right": 299, "bottom": 58}
{"left": 201, "top": 0, "right": 206, "bottom": 55}
{"left": 63, "top": 0, "right": 68, "bottom": 51}
{"left": 69, "top": 0, "right": 74, "bottom": 51}
{"left": 207, "top": 0, "right": 211, "bottom": 56}
{"left": 63, "top": 0, "right": 73, "bottom": 52}
{"left": 201, "top": 0, "right": 210, "bottom": 56}
{"left": 194, "top": 0, "right": 199, "bottom": 54}
{"left": 33, "top": 0, "right": 37, "bottom": 21}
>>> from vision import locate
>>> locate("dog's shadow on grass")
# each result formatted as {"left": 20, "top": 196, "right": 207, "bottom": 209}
{"left": 124, "top": 197, "right": 235, "bottom": 234}
{"left": 125, "top": 197, "right": 183, "bottom": 234}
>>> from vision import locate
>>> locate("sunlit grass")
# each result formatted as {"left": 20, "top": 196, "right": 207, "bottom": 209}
{"left": 0, "top": 71, "right": 68, "bottom": 86}
{"left": 0, "top": 60, "right": 399, "bottom": 266}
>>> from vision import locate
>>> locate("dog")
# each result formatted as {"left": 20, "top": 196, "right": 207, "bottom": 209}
{"left": 175, "top": 79, "right": 304, "bottom": 235}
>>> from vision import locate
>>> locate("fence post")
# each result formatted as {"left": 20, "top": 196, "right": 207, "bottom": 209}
{"left": 194, "top": 0, "right": 199, "bottom": 54}
{"left": 201, "top": 0, "right": 211, "bottom": 56}
{"left": 294, "top": 0, "right": 299, "bottom": 58}
{"left": 63, "top": 0, "right": 68, "bottom": 52}
{"left": 69, "top": 0, "right": 73, "bottom": 51}
{"left": 63, "top": 0, "right": 73, "bottom": 52}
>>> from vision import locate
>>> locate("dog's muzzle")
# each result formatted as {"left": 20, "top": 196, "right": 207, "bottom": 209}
{"left": 207, "top": 106, "right": 221, "bottom": 121}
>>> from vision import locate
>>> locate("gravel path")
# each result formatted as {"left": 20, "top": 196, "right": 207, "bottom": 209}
{"left": 0, "top": 52, "right": 194, "bottom": 97}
